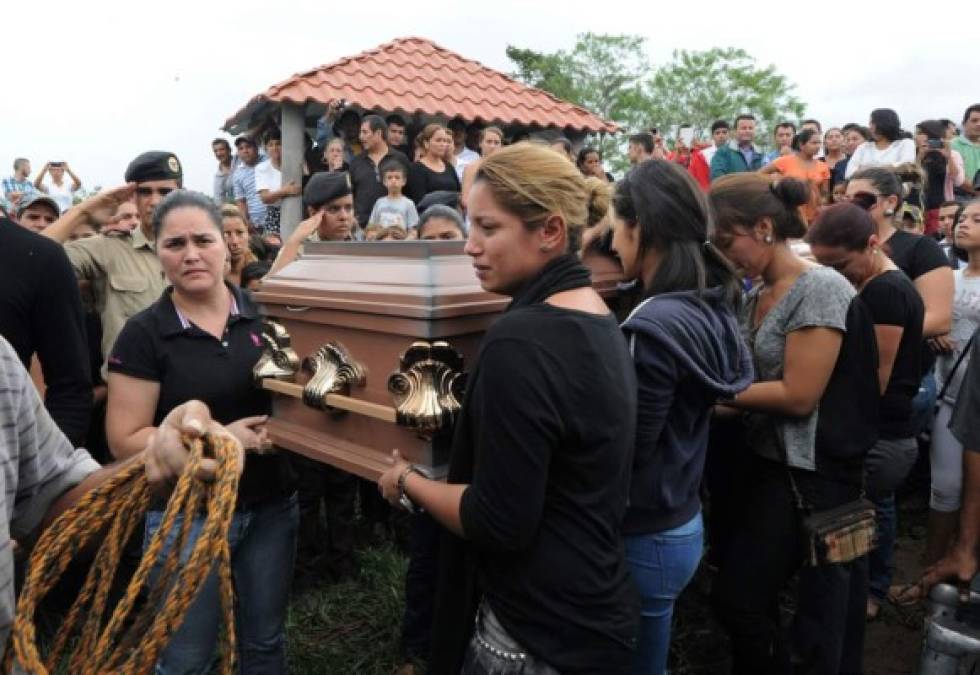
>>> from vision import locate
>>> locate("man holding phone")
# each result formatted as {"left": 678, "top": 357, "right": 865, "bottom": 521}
{"left": 34, "top": 161, "right": 83, "bottom": 213}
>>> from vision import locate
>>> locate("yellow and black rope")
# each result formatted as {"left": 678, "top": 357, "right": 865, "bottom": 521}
{"left": 7, "top": 433, "right": 240, "bottom": 674}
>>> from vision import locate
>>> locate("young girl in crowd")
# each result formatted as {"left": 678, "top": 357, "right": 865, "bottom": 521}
{"left": 923, "top": 199, "right": 980, "bottom": 584}
{"left": 761, "top": 128, "right": 831, "bottom": 222}
{"left": 806, "top": 202, "right": 925, "bottom": 620}
{"left": 610, "top": 159, "right": 753, "bottom": 675}
{"left": 708, "top": 175, "right": 879, "bottom": 675}
{"left": 379, "top": 143, "right": 640, "bottom": 675}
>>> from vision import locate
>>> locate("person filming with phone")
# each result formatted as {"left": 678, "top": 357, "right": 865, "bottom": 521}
{"left": 916, "top": 120, "right": 966, "bottom": 237}
{"left": 33, "top": 161, "right": 82, "bottom": 213}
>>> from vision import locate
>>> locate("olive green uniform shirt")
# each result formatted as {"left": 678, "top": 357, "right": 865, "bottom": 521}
{"left": 64, "top": 228, "right": 166, "bottom": 378}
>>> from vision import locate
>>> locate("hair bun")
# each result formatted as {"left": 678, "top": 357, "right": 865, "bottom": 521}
{"left": 769, "top": 178, "right": 810, "bottom": 209}
{"left": 583, "top": 176, "right": 611, "bottom": 228}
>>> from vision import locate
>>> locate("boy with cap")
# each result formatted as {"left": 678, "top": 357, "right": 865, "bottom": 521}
{"left": 268, "top": 171, "right": 355, "bottom": 276}
{"left": 42, "top": 151, "right": 182, "bottom": 378}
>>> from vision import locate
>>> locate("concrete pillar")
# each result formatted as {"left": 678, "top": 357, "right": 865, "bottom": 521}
{"left": 280, "top": 101, "right": 305, "bottom": 241}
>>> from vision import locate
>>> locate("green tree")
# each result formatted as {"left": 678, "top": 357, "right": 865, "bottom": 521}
{"left": 647, "top": 48, "right": 806, "bottom": 147}
{"left": 506, "top": 33, "right": 654, "bottom": 173}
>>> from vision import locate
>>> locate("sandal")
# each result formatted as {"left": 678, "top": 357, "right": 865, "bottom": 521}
{"left": 887, "top": 583, "right": 923, "bottom": 607}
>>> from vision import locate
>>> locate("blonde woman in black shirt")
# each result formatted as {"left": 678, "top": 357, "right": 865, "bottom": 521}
{"left": 379, "top": 143, "right": 639, "bottom": 675}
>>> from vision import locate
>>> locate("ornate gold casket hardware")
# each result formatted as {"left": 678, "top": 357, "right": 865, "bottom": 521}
{"left": 387, "top": 341, "right": 466, "bottom": 436}
{"left": 301, "top": 342, "right": 366, "bottom": 412}
{"left": 252, "top": 319, "right": 300, "bottom": 384}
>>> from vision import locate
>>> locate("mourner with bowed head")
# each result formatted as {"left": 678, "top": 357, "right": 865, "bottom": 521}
{"left": 709, "top": 175, "right": 879, "bottom": 675}
{"left": 379, "top": 142, "right": 640, "bottom": 674}
{"left": 105, "top": 190, "right": 297, "bottom": 674}
{"left": 806, "top": 202, "right": 925, "bottom": 618}
{"left": 610, "top": 159, "right": 753, "bottom": 674}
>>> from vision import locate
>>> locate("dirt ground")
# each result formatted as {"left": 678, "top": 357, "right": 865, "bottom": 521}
{"left": 669, "top": 496, "right": 931, "bottom": 674}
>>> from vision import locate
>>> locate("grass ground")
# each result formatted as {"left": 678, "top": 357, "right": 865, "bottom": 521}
{"left": 287, "top": 542, "right": 409, "bottom": 675}
{"left": 286, "top": 499, "right": 934, "bottom": 675}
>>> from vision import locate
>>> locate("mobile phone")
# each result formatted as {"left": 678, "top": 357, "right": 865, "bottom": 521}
{"left": 926, "top": 138, "right": 944, "bottom": 149}
{"left": 679, "top": 126, "right": 695, "bottom": 147}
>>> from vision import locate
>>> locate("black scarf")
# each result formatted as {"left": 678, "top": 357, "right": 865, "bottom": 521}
{"left": 427, "top": 254, "right": 592, "bottom": 674}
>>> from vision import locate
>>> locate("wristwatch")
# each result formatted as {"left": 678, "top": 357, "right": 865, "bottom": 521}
{"left": 398, "top": 464, "right": 433, "bottom": 514}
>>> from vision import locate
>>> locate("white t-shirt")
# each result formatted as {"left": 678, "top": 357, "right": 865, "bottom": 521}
{"left": 844, "top": 138, "right": 916, "bottom": 179}
{"left": 43, "top": 178, "right": 74, "bottom": 213}
{"left": 938, "top": 269, "right": 980, "bottom": 403}
{"left": 454, "top": 147, "right": 480, "bottom": 182}
{"left": 253, "top": 159, "right": 282, "bottom": 206}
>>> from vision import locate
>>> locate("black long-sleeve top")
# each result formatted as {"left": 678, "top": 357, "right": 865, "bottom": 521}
{"left": 0, "top": 218, "right": 92, "bottom": 445}
{"left": 456, "top": 304, "right": 640, "bottom": 673}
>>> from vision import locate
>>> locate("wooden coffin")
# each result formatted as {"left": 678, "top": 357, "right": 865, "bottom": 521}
{"left": 253, "top": 240, "right": 623, "bottom": 481}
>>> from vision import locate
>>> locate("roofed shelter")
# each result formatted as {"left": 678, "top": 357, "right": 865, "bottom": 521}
{"left": 222, "top": 36, "right": 617, "bottom": 237}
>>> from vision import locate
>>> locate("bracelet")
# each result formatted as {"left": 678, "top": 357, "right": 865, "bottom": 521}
{"left": 397, "top": 464, "right": 433, "bottom": 514}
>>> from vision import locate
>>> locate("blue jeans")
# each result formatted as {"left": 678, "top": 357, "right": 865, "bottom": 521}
{"left": 144, "top": 493, "right": 299, "bottom": 675}
{"left": 624, "top": 512, "right": 704, "bottom": 675}
{"left": 865, "top": 438, "right": 918, "bottom": 603}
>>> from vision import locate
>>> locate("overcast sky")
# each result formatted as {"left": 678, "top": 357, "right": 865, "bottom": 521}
{"left": 2, "top": 0, "right": 973, "bottom": 194}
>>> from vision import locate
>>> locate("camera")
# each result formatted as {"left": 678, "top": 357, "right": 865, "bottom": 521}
{"left": 926, "top": 138, "right": 944, "bottom": 149}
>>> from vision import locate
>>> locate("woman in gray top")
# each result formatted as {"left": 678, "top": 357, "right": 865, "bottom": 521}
{"left": 708, "top": 175, "right": 880, "bottom": 675}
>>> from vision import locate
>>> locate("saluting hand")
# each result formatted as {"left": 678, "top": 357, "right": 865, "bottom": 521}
{"left": 78, "top": 183, "right": 137, "bottom": 220}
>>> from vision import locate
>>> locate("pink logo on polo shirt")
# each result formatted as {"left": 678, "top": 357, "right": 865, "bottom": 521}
{"left": 250, "top": 332, "right": 261, "bottom": 347}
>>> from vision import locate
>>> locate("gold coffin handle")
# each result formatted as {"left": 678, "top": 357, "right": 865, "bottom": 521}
{"left": 252, "top": 319, "right": 300, "bottom": 385}
{"left": 387, "top": 341, "right": 466, "bottom": 436}
{"left": 302, "top": 342, "right": 366, "bottom": 411}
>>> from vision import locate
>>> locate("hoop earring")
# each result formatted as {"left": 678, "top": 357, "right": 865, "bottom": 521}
{"left": 884, "top": 209, "right": 895, "bottom": 217}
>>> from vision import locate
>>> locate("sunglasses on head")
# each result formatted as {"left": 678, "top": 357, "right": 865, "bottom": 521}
{"left": 135, "top": 186, "right": 175, "bottom": 197}
{"left": 842, "top": 191, "right": 880, "bottom": 210}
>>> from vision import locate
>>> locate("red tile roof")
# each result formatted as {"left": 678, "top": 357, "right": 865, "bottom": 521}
{"left": 223, "top": 37, "right": 617, "bottom": 134}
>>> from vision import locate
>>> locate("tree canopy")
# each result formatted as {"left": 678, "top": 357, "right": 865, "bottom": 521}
{"left": 506, "top": 36, "right": 807, "bottom": 174}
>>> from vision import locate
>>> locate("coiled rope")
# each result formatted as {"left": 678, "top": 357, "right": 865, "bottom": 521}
{"left": 6, "top": 433, "right": 240, "bottom": 674}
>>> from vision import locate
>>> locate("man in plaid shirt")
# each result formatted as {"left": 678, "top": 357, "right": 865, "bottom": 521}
{"left": 2, "top": 157, "right": 38, "bottom": 207}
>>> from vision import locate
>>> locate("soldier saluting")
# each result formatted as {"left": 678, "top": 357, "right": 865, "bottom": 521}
{"left": 43, "top": 152, "right": 182, "bottom": 378}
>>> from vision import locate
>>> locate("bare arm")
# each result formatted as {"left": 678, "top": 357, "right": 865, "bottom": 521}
{"left": 43, "top": 184, "right": 135, "bottom": 244}
{"left": 873, "top": 324, "right": 904, "bottom": 395}
{"left": 402, "top": 471, "right": 467, "bottom": 536}
{"left": 729, "top": 327, "right": 843, "bottom": 417}
{"left": 267, "top": 211, "right": 322, "bottom": 276}
{"left": 915, "top": 266, "right": 954, "bottom": 338}
{"left": 258, "top": 181, "right": 300, "bottom": 205}
{"left": 65, "top": 163, "right": 82, "bottom": 191}
{"left": 106, "top": 373, "right": 160, "bottom": 460}
{"left": 33, "top": 164, "right": 49, "bottom": 191}
{"left": 759, "top": 164, "right": 781, "bottom": 176}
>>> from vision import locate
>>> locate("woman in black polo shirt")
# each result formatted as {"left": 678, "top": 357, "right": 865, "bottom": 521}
{"left": 106, "top": 190, "right": 296, "bottom": 675}
{"left": 379, "top": 143, "right": 640, "bottom": 675}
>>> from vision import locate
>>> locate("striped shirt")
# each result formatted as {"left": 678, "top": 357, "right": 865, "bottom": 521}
{"left": 0, "top": 336, "right": 99, "bottom": 659}
{"left": 1, "top": 177, "right": 37, "bottom": 201}
{"left": 232, "top": 163, "right": 266, "bottom": 225}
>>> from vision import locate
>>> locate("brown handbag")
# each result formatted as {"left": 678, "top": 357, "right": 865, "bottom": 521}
{"left": 788, "top": 472, "right": 877, "bottom": 567}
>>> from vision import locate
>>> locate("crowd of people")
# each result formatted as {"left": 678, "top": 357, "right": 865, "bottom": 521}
{"left": 0, "top": 100, "right": 979, "bottom": 675}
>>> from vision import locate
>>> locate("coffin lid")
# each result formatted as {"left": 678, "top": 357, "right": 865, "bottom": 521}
{"left": 254, "top": 240, "right": 507, "bottom": 320}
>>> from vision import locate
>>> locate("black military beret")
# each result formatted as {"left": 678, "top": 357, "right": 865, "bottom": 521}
{"left": 416, "top": 190, "right": 460, "bottom": 212}
{"left": 124, "top": 151, "right": 182, "bottom": 184}
{"left": 304, "top": 171, "right": 352, "bottom": 208}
